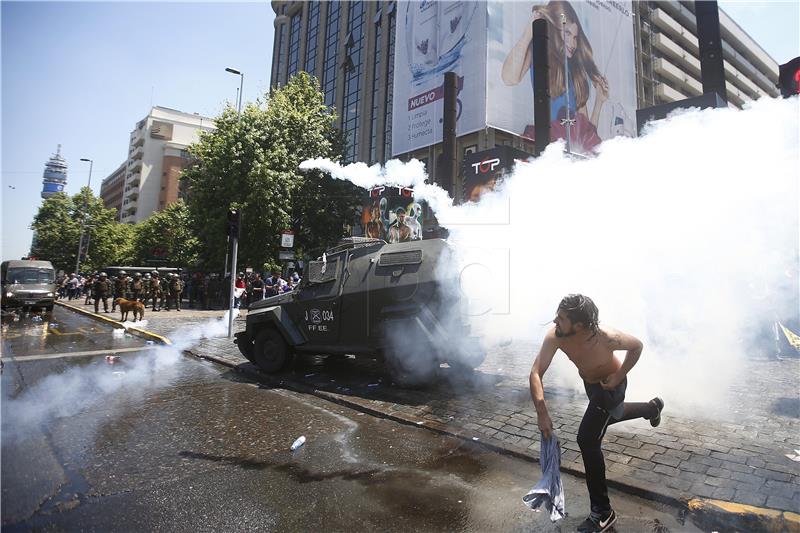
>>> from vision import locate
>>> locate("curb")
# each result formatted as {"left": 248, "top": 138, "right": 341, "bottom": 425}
{"left": 688, "top": 498, "right": 800, "bottom": 533}
{"left": 55, "top": 301, "right": 171, "bottom": 345}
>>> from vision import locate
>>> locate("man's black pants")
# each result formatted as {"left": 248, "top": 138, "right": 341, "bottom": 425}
{"left": 578, "top": 378, "right": 654, "bottom": 516}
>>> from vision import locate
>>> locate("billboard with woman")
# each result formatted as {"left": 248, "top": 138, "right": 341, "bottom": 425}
{"left": 487, "top": 0, "right": 637, "bottom": 153}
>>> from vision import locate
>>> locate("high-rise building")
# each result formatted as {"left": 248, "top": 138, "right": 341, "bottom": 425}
{"left": 99, "top": 162, "right": 127, "bottom": 219}
{"left": 272, "top": 0, "right": 398, "bottom": 164}
{"left": 40, "top": 144, "right": 68, "bottom": 199}
{"left": 270, "top": 0, "right": 779, "bottom": 173}
{"left": 106, "top": 106, "right": 214, "bottom": 223}
{"left": 634, "top": 2, "right": 779, "bottom": 108}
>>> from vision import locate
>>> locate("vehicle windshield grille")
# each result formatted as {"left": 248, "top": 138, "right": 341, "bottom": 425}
{"left": 307, "top": 258, "right": 338, "bottom": 284}
{"left": 326, "top": 237, "right": 385, "bottom": 255}
{"left": 378, "top": 250, "right": 423, "bottom": 267}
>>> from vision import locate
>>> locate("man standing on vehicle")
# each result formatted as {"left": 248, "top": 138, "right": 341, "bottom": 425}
{"left": 529, "top": 294, "right": 664, "bottom": 533}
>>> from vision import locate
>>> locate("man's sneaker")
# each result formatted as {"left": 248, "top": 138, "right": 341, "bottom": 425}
{"left": 650, "top": 397, "right": 664, "bottom": 427}
{"left": 577, "top": 509, "right": 617, "bottom": 532}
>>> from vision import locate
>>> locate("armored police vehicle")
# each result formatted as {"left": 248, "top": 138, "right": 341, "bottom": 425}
{"left": 234, "top": 238, "right": 484, "bottom": 384}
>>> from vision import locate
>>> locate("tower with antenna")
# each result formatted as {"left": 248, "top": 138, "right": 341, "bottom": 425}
{"left": 41, "top": 145, "right": 68, "bottom": 199}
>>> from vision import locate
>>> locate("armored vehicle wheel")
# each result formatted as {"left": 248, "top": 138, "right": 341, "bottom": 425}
{"left": 448, "top": 337, "right": 486, "bottom": 370}
{"left": 253, "top": 328, "right": 291, "bottom": 373}
{"left": 385, "top": 348, "right": 439, "bottom": 388}
{"left": 233, "top": 332, "right": 256, "bottom": 364}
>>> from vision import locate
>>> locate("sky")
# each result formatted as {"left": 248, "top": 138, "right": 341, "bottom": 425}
{"left": 1, "top": 1, "right": 798, "bottom": 262}
{"left": 1, "top": 1, "right": 275, "bottom": 261}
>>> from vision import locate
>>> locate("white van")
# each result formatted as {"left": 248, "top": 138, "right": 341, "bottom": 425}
{"left": 1, "top": 260, "right": 57, "bottom": 312}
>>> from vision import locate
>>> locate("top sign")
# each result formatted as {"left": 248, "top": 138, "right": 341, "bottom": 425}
{"left": 281, "top": 230, "right": 295, "bottom": 248}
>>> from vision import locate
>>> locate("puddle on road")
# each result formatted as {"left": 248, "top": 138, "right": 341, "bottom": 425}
{"left": 2, "top": 307, "right": 146, "bottom": 358}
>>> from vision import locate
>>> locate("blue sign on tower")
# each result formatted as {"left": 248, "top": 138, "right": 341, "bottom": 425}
{"left": 41, "top": 144, "right": 68, "bottom": 199}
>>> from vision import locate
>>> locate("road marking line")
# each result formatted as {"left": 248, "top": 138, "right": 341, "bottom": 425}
{"left": 55, "top": 301, "right": 172, "bottom": 345}
{"left": 47, "top": 327, "right": 81, "bottom": 336}
{"left": 1, "top": 346, "right": 157, "bottom": 362}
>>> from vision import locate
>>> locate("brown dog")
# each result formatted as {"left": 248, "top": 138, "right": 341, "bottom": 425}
{"left": 114, "top": 298, "right": 145, "bottom": 322}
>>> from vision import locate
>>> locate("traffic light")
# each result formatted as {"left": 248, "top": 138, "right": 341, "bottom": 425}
{"left": 227, "top": 209, "right": 241, "bottom": 239}
{"left": 778, "top": 57, "right": 800, "bottom": 98}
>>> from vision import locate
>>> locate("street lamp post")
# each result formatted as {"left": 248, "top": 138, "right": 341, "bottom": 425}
{"left": 75, "top": 158, "right": 93, "bottom": 274}
{"left": 225, "top": 67, "right": 244, "bottom": 114}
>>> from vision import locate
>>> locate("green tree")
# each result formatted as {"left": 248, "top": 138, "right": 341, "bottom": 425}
{"left": 132, "top": 200, "right": 199, "bottom": 266}
{"left": 30, "top": 188, "right": 132, "bottom": 273}
{"left": 183, "top": 72, "right": 360, "bottom": 271}
{"left": 30, "top": 192, "right": 79, "bottom": 272}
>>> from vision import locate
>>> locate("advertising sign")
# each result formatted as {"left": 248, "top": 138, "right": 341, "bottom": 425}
{"left": 361, "top": 185, "right": 423, "bottom": 243}
{"left": 42, "top": 182, "right": 65, "bottom": 195}
{"left": 462, "top": 146, "right": 531, "bottom": 202}
{"left": 391, "top": 1, "right": 488, "bottom": 157}
{"left": 487, "top": 1, "right": 637, "bottom": 152}
{"left": 281, "top": 230, "right": 295, "bottom": 248}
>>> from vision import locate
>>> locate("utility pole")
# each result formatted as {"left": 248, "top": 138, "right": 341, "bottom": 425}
{"left": 227, "top": 209, "right": 241, "bottom": 338}
{"left": 75, "top": 158, "right": 93, "bottom": 274}
{"left": 532, "top": 18, "right": 551, "bottom": 156}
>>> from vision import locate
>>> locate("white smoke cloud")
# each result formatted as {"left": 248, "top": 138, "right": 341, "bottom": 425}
{"left": 2, "top": 311, "right": 238, "bottom": 439}
{"left": 302, "top": 96, "right": 799, "bottom": 418}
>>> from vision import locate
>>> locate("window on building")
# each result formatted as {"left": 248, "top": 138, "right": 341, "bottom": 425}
{"left": 287, "top": 12, "right": 302, "bottom": 79}
{"left": 322, "top": 1, "right": 342, "bottom": 107}
{"left": 342, "top": 1, "right": 365, "bottom": 162}
{"left": 383, "top": 2, "right": 396, "bottom": 160}
{"left": 276, "top": 21, "right": 288, "bottom": 87}
{"left": 304, "top": 1, "right": 321, "bottom": 74}
{"left": 369, "top": 10, "right": 383, "bottom": 163}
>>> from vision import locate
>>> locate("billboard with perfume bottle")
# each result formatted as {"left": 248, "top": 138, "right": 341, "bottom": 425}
{"left": 391, "top": 0, "right": 487, "bottom": 157}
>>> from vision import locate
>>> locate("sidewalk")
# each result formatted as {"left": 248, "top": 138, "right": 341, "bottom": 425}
{"left": 69, "top": 302, "right": 800, "bottom": 520}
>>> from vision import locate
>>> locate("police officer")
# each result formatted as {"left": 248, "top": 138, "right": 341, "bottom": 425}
{"left": 84, "top": 272, "right": 97, "bottom": 304}
{"left": 167, "top": 273, "right": 184, "bottom": 311}
{"left": 142, "top": 273, "right": 151, "bottom": 305}
{"left": 130, "top": 273, "right": 144, "bottom": 302}
{"left": 149, "top": 271, "right": 162, "bottom": 311}
{"left": 111, "top": 270, "right": 130, "bottom": 312}
{"left": 93, "top": 272, "right": 113, "bottom": 313}
{"left": 159, "top": 273, "right": 169, "bottom": 311}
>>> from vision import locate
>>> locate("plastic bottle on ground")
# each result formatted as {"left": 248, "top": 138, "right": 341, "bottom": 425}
{"left": 290, "top": 436, "right": 306, "bottom": 451}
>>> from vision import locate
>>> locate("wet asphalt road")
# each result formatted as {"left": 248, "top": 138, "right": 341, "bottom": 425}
{"left": 1, "top": 306, "right": 147, "bottom": 359}
{"left": 1, "top": 311, "right": 699, "bottom": 532}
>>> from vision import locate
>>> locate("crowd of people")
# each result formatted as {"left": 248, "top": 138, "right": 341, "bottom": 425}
{"left": 58, "top": 270, "right": 184, "bottom": 313}
{"left": 56, "top": 268, "right": 302, "bottom": 313}
{"left": 233, "top": 270, "right": 301, "bottom": 308}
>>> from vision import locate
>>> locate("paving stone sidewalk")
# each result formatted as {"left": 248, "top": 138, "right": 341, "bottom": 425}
{"left": 122, "top": 309, "right": 800, "bottom": 514}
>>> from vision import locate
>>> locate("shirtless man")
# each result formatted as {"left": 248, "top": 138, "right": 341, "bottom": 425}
{"left": 530, "top": 294, "right": 664, "bottom": 533}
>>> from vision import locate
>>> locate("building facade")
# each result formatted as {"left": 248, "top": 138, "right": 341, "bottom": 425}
{"left": 634, "top": 2, "right": 779, "bottom": 108}
{"left": 106, "top": 106, "right": 214, "bottom": 224}
{"left": 270, "top": 0, "right": 779, "bottom": 187}
{"left": 99, "top": 162, "right": 126, "bottom": 218}
{"left": 40, "top": 145, "right": 68, "bottom": 199}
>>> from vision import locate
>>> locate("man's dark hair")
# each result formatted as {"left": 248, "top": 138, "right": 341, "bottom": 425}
{"left": 558, "top": 294, "right": 599, "bottom": 335}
